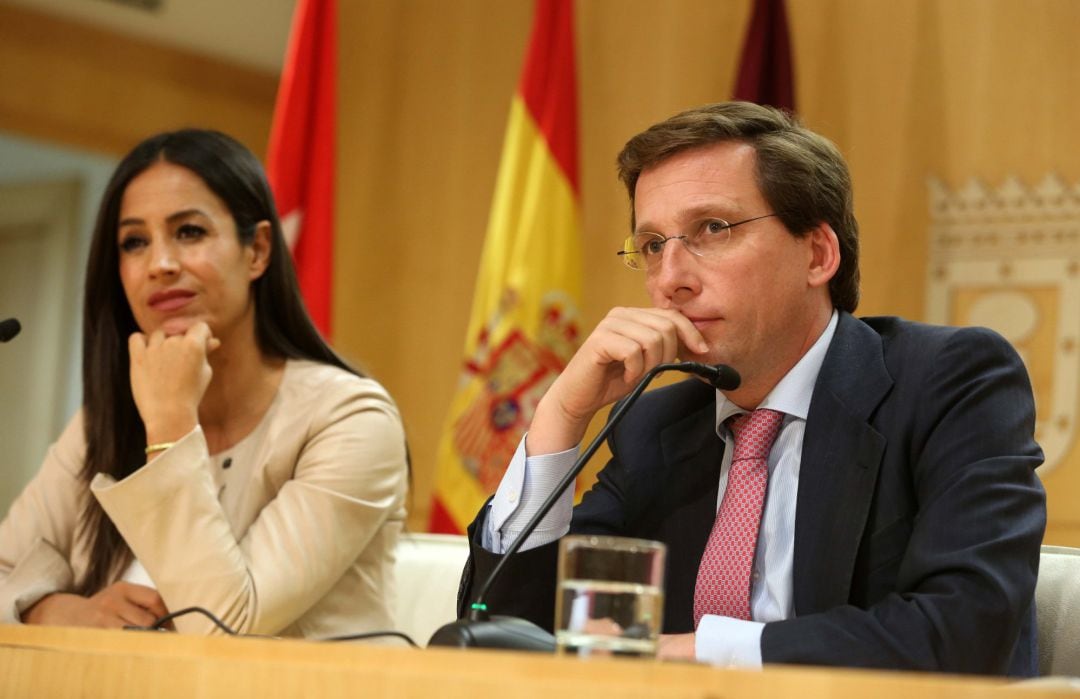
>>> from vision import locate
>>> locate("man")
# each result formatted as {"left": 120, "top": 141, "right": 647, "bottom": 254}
{"left": 459, "top": 102, "right": 1045, "bottom": 675}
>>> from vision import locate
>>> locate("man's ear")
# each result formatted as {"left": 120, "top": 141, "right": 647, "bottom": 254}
{"left": 807, "top": 222, "right": 841, "bottom": 289}
{"left": 248, "top": 221, "right": 272, "bottom": 281}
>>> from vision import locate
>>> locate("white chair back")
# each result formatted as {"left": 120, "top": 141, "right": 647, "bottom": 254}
{"left": 393, "top": 533, "right": 470, "bottom": 647}
{"left": 1036, "top": 545, "right": 1080, "bottom": 676}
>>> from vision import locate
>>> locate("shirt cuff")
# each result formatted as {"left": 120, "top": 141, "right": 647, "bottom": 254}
{"left": 90, "top": 426, "right": 205, "bottom": 493}
{"left": 695, "top": 614, "right": 764, "bottom": 669}
{"left": 483, "top": 434, "right": 577, "bottom": 553}
{"left": 0, "top": 538, "right": 75, "bottom": 624}
{"left": 91, "top": 426, "right": 211, "bottom": 528}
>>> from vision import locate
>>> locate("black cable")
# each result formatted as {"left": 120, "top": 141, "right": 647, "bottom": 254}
{"left": 151, "top": 606, "right": 239, "bottom": 634}
{"left": 124, "top": 605, "right": 419, "bottom": 647}
{"left": 319, "top": 631, "right": 419, "bottom": 647}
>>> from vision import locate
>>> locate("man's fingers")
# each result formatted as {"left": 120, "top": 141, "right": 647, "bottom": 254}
{"left": 593, "top": 332, "right": 649, "bottom": 383}
{"left": 641, "top": 308, "right": 709, "bottom": 355}
{"left": 597, "top": 318, "right": 675, "bottom": 376}
{"left": 609, "top": 307, "right": 708, "bottom": 355}
{"left": 602, "top": 307, "right": 708, "bottom": 368}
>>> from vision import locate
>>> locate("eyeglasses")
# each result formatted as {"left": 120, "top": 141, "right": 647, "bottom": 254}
{"left": 616, "top": 213, "right": 779, "bottom": 271}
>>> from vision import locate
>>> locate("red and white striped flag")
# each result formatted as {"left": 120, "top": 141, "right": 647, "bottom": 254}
{"left": 266, "top": 0, "right": 336, "bottom": 337}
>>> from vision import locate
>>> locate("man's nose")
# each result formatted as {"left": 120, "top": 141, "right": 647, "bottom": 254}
{"left": 649, "top": 238, "right": 700, "bottom": 301}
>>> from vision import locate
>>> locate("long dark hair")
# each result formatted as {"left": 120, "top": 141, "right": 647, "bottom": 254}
{"left": 77, "top": 129, "right": 356, "bottom": 594}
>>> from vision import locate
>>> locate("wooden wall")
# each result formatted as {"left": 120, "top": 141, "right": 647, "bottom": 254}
{"left": 3, "top": 0, "right": 1078, "bottom": 544}
{"left": 337, "top": 0, "right": 1080, "bottom": 543}
{"left": 0, "top": 3, "right": 277, "bottom": 158}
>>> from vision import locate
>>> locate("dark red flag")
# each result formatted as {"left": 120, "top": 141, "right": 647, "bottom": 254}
{"left": 733, "top": 0, "right": 795, "bottom": 111}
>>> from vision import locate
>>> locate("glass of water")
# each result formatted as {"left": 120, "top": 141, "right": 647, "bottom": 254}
{"left": 554, "top": 535, "right": 666, "bottom": 658}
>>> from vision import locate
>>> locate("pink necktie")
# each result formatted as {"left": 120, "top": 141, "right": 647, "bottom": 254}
{"left": 693, "top": 408, "right": 784, "bottom": 626}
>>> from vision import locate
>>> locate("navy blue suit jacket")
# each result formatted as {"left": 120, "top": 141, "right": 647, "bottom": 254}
{"left": 460, "top": 314, "right": 1046, "bottom": 675}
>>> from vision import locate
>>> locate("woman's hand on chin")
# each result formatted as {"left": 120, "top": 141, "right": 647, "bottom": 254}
{"left": 129, "top": 321, "right": 221, "bottom": 447}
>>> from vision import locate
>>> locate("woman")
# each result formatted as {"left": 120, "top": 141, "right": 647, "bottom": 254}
{"left": 0, "top": 129, "right": 408, "bottom": 636}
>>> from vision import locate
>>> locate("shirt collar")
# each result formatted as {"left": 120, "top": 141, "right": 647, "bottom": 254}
{"left": 715, "top": 309, "right": 839, "bottom": 431}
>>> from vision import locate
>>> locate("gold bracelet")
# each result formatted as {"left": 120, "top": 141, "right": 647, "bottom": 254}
{"left": 145, "top": 442, "right": 176, "bottom": 456}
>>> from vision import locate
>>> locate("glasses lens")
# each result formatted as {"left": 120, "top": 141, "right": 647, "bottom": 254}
{"left": 633, "top": 233, "right": 667, "bottom": 270}
{"left": 620, "top": 236, "right": 643, "bottom": 270}
{"left": 685, "top": 219, "right": 731, "bottom": 257}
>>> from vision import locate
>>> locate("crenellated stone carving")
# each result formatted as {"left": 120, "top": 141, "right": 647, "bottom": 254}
{"left": 926, "top": 175, "right": 1080, "bottom": 475}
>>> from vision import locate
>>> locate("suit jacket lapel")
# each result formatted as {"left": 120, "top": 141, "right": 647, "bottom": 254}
{"left": 794, "top": 312, "right": 892, "bottom": 615}
{"left": 657, "top": 387, "right": 724, "bottom": 630}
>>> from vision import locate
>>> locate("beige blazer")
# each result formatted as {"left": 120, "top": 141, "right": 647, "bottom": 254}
{"left": 0, "top": 359, "right": 408, "bottom": 637}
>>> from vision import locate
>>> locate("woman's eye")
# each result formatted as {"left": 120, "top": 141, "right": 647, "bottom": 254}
{"left": 118, "top": 236, "right": 147, "bottom": 253}
{"left": 177, "top": 223, "right": 207, "bottom": 240}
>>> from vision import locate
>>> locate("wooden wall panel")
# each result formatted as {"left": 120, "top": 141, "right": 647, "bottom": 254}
{"left": 4, "top": 0, "right": 1077, "bottom": 544}
{"left": 0, "top": 3, "right": 277, "bottom": 157}
{"left": 338, "top": 0, "right": 1080, "bottom": 543}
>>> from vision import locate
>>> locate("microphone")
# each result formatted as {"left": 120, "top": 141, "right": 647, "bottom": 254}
{"left": 672, "top": 361, "right": 741, "bottom": 391}
{"left": 428, "top": 362, "right": 740, "bottom": 650}
{"left": 0, "top": 318, "right": 20, "bottom": 343}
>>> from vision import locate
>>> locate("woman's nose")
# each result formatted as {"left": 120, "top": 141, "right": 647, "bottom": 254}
{"left": 148, "top": 241, "right": 180, "bottom": 278}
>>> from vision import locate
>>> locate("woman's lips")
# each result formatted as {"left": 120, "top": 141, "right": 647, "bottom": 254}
{"left": 149, "top": 289, "right": 195, "bottom": 312}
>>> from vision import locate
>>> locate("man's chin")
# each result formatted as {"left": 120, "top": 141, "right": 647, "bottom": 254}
{"left": 677, "top": 345, "right": 729, "bottom": 369}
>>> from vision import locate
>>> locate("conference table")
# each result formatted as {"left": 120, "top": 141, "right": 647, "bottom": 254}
{"left": 1, "top": 623, "right": 1078, "bottom": 697}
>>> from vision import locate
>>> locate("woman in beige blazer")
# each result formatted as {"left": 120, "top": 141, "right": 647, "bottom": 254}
{"left": 0, "top": 129, "right": 408, "bottom": 637}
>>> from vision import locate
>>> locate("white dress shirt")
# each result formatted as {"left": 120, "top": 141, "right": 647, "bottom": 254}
{"left": 483, "top": 311, "right": 839, "bottom": 667}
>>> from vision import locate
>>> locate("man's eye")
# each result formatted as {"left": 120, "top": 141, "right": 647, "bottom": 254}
{"left": 703, "top": 219, "right": 729, "bottom": 236}
{"left": 643, "top": 239, "right": 665, "bottom": 256}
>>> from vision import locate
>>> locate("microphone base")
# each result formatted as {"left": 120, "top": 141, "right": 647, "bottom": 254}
{"left": 427, "top": 616, "right": 556, "bottom": 652}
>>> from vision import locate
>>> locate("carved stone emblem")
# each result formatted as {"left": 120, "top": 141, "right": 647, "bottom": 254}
{"left": 926, "top": 175, "right": 1080, "bottom": 474}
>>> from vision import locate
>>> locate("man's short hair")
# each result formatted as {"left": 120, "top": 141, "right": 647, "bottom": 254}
{"left": 616, "top": 101, "right": 860, "bottom": 313}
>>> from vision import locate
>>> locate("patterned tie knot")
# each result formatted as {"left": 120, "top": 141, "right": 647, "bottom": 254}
{"left": 727, "top": 409, "right": 784, "bottom": 462}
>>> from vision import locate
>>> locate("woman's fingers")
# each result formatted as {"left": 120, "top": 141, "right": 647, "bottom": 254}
{"left": 119, "top": 582, "right": 169, "bottom": 620}
{"left": 128, "top": 323, "right": 216, "bottom": 444}
{"left": 93, "top": 582, "right": 168, "bottom": 627}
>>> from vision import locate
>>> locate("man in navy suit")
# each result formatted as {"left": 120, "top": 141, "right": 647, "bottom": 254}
{"left": 460, "top": 102, "right": 1045, "bottom": 675}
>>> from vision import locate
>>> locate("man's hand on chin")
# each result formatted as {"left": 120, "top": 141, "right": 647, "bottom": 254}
{"left": 658, "top": 632, "right": 696, "bottom": 661}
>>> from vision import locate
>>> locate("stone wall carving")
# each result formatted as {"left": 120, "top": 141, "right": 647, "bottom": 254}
{"left": 926, "top": 175, "right": 1080, "bottom": 474}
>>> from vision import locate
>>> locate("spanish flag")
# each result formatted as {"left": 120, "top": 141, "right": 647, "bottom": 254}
{"left": 430, "top": 0, "right": 582, "bottom": 534}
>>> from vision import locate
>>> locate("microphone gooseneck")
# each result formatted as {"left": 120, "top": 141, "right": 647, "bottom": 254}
{"left": 672, "top": 361, "right": 741, "bottom": 391}
{"left": 428, "top": 361, "right": 739, "bottom": 650}
{"left": 0, "top": 318, "right": 21, "bottom": 343}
